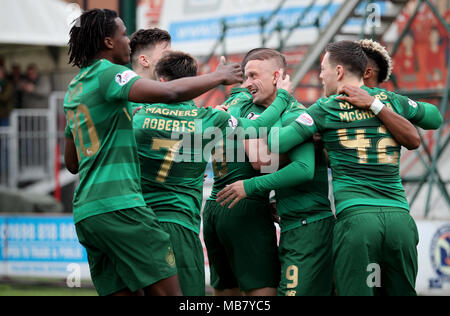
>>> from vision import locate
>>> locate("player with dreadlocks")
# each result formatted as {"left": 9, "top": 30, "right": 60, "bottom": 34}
{"left": 63, "top": 8, "right": 243, "bottom": 296}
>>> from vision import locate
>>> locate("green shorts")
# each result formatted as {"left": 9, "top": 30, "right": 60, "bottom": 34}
{"left": 75, "top": 207, "right": 177, "bottom": 296}
{"left": 159, "top": 222, "right": 205, "bottom": 296}
{"left": 278, "top": 216, "right": 335, "bottom": 296}
{"left": 203, "top": 199, "right": 280, "bottom": 292}
{"left": 333, "top": 206, "right": 418, "bottom": 296}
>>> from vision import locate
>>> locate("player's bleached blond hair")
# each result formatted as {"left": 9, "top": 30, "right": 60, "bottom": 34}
{"left": 357, "top": 39, "right": 393, "bottom": 83}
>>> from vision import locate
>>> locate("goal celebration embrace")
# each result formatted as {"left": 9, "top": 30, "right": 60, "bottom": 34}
{"left": 62, "top": 6, "right": 446, "bottom": 297}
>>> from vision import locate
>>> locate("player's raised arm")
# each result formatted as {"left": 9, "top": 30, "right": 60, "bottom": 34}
{"left": 267, "top": 107, "right": 318, "bottom": 154}
{"left": 128, "top": 56, "right": 243, "bottom": 104}
{"left": 357, "top": 39, "right": 443, "bottom": 131}
{"left": 389, "top": 93, "right": 443, "bottom": 130}
{"left": 336, "top": 85, "right": 421, "bottom": 150}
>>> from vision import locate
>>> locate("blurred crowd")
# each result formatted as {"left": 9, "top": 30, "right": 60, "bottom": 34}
{"left": 0, "top": 56, "right": 51, "bottom": 127}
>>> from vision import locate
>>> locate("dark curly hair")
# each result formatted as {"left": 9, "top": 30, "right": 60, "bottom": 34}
{"left": 358, "top": 39, "right": 392, "bottom": 83}
{"left": 130, "top": 28, "right": 171, "bottom": 66}
{"left": 68, "top": 9, "right": 119, "bottom": 68}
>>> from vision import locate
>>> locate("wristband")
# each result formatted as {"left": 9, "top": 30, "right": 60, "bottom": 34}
{"left": 370, "top": 98, "right": 385, "bottom": 115}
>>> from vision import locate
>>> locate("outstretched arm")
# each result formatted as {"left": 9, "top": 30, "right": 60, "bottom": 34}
{"left": 336, "top": 85, "right": 420, "bottom": 150}
{"left": 376, "top": 106, "right": 420, "bottom": 149}
{"left": 409, "top": 101, "right": 443, "bottom": 130}
{"left": 129, "top": 56, "right": 243, "bottom": 104}
{"left": 268, "top": 118, "right": 316, "bottom": 153}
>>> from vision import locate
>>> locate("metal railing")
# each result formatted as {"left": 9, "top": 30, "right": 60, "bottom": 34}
{"left": 0, "top": 92, "right": 67, "bottom": 189}
{"left": 0, "top": 126, "right": 10, "bottom": 187}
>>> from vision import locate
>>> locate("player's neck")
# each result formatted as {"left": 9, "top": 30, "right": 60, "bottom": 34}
{"left": 337, "top": 77, "right": 365, "bottom": 92}
{"left": 258, "top": 94, "right": 276, "bottom": 109}
{"left": 364, "top": 78, "right": 378, "bottom": 89}
{"left": 133, "top": 65, "right": 156, "bottom": 80}
{"left": 96, "top": 52, "right": 115, "bottom": 64}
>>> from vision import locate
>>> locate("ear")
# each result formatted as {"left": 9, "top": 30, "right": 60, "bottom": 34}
{"left": 159, "top": 77, "right": 167, "bottom": 82}
{"left": 273, "top": 70, "right": 281, "bottom": 85}
{"left": 139, "top": 55, "right": 150, "bottom": 68}
{"left": 104, "top": 37, "right": 114, "bottom": 50}
{"left": 336, "top": 65, "right": 344, "bottom": 81}
{"left": 364, "top": 67, "right": 372, "bottom": 80}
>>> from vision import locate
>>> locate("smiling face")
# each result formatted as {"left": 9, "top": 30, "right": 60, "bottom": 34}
{"left": 243, "top": 59, "right": 279, "bottom": 107}
{"left": 319, "top": 52, "right": 339, "bottom": 97}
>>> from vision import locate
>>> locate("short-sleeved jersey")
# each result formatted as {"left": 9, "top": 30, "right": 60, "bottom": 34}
{"left": 276, "top": 98, "right": 332, "bottom": 231}
{"left": 133, "top": 100, "right": 230, "bottom": 234}
{"left": 64, "top": 59, "right": 145, "bottom": 224}
{"left": 208, "top": 87, "right": 270, "bottom": 202}
{"left": 290, "top": 86, "right": 418, "bottom": 214}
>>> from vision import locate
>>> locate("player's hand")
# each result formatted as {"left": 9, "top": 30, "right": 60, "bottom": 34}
{"left": 276, "top": 69, "right": 293, "bottom": 95}
{"left": 216, "top": 56, "right": 244, "bottom": 86}
{"left": 336, "top": 85, "right": 375, "bottom": 110}
{"left": 215, "top": 104, "right": 229, "bottom": 112}
{"left": 216, "top": 180, "right": 247, "bottom": 209}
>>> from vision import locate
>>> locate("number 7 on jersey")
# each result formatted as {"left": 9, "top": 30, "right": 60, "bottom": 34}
{"left": 152, "top": 139, "right": 182, "bottom": 183}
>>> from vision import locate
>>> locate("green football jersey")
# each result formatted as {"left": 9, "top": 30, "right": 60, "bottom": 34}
{"left": 276, "top": 98, "right": 332, "bottom": 231}
{"left": 286, "top": 85, "right": 424, "bottom": 214}
{"left": 64, "top": 59, "right": 145, "bottom": 224}
{"left": 208, "top": 87, "right": 270, "bottom": 202}
{"left": 133, "top": 100, "right": 230, "bottom": 234}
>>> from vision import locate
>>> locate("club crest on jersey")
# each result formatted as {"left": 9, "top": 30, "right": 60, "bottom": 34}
{"left": 296, "top": 113, "right": 314, "bottom": 126}
{"left": 115, "top": 70, "right": 138, "bottom": 86}
{"left": 408, "top": 99, "right": 418, "bottom": 108}
{"left": 429, "top": 224, "right": 450, "bottom": 289}
{"left": 247, "top": 112, "right": 260, "bottom": 120}
{"left": 228, "top": 115, "right": 238, "bottom": 129}
{"left": 166, "top": 246, "right": 176, "bottom": 268}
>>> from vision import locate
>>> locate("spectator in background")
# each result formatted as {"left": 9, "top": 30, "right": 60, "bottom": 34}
{"left": 427, "top": 26, "right": 446, "bottom": 89}
{"left": 9, "top": 64, "right": 25, "bottom": 108}
{"left": 19, "top": 64, "right": 51, "bottom": 108}
{"left": 0, "top": 65, "right": 14, "bottom": 126}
